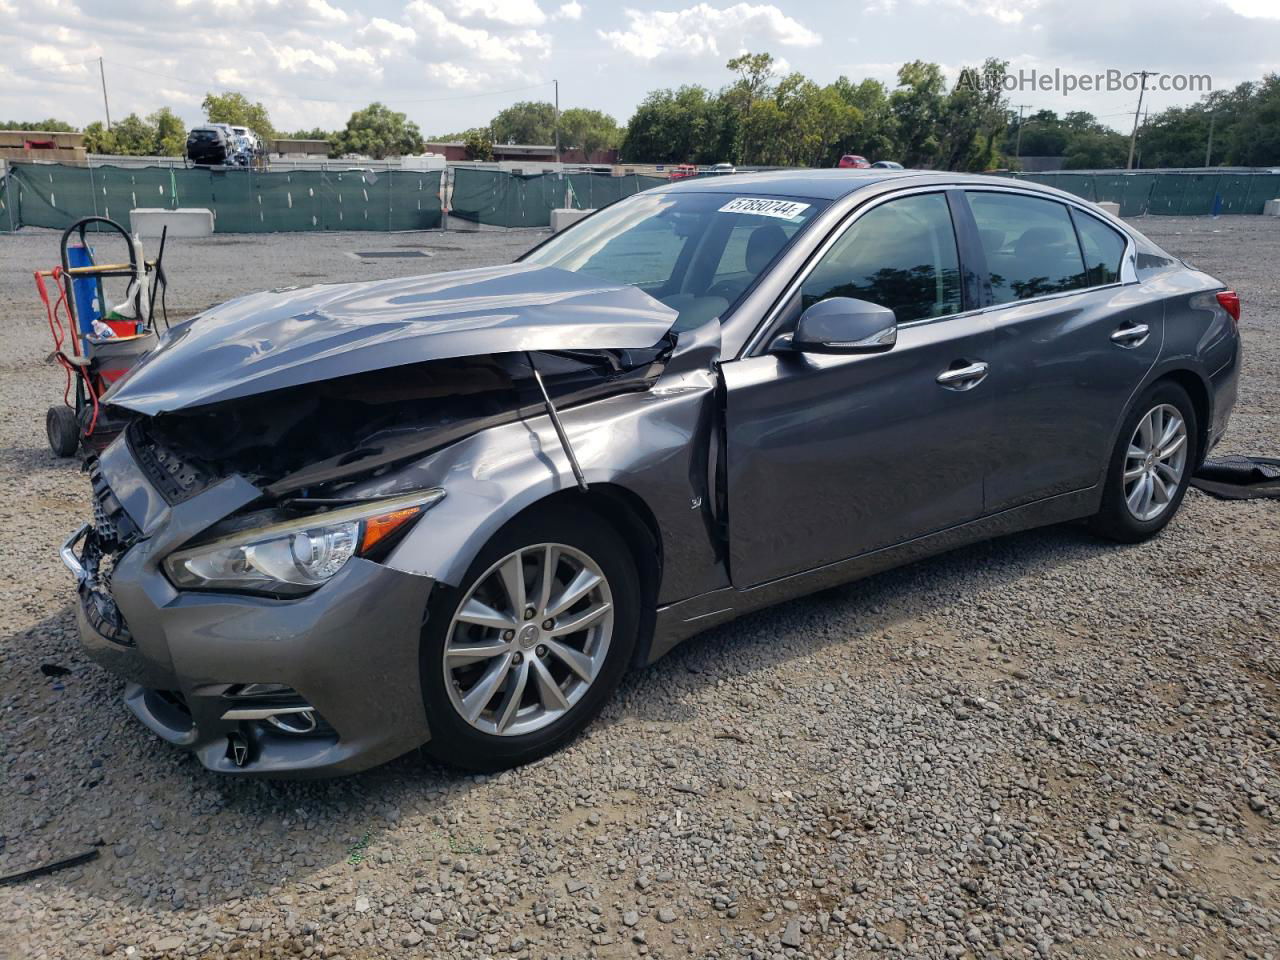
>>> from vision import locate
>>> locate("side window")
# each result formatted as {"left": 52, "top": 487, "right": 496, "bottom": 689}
{"left": 967, "top": 192, "right": 1086, "bottom": 304}
{"left": 800, "top": 193, "right": 962, "bottom": 324}
{"left": 1070, "top": 209, "right": 1126, "bottom": 286}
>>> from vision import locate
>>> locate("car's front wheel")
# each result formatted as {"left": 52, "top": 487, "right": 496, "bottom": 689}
{"left": 1089, "top": 380, "right": 1199, "bottom": 543}
{"left": 420, "top": 504, "right": 640, "bottom": 771}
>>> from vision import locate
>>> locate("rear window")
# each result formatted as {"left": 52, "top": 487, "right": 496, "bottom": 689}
{"left": 1070, "top": 209, "right": 1127, "bottom": 286}
{"left": 967, "top": 192, "right": 1086, "bottom": 304}
{"left": 189, "top": 130, "right": 219, "bottom": 142}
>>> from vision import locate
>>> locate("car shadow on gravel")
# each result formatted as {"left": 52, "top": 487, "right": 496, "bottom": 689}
{"left": 0, "top": 519, "right": 1112, "bottom": 911}
{"left": 614, "top": 520, "right": 1113, "bottom": 717}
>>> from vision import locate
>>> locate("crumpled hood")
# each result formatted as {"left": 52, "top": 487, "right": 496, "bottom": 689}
{"left": 104, "top": 263, "right": 678, "bottom": 415}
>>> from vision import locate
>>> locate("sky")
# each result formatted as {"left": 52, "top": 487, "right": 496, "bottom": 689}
{"left": 2, "top": 0, "right": 1279, "bottom": 141}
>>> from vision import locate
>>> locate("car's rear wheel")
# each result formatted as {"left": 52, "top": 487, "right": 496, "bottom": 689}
{"left": 1089, "top": 380, "right": 1198, "bottom": 543}
{"left": 420, "top": 504, "right": 639, "bottom": 771}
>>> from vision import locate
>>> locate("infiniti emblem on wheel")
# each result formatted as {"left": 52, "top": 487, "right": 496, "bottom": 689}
{"left": 517, "top": 623, "right": 541, "bottom": 649}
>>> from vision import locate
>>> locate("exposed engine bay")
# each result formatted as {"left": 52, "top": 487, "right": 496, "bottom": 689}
{"left": 117, "top": 346, "right": 669, "bottom": 514}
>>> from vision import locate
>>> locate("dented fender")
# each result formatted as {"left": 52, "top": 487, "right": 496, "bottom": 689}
{"left": 340, "top": 321, "right": 729, "bottom": 607}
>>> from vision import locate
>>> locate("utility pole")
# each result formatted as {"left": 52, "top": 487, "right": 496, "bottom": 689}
{"left": 1204, "top": 111, "right": 1216, "bottom": 168}
{"left": 553, "top": 79, "right": 560, "bottom": 164}
{"left": 1013, "top": 103, "right": 1032, "bottom": 162}
{"left": 98, "top": 57, "right": 112, "bottom": 131}
{"left": 1126, "top": 70, "right": 1153, "bottom": 170}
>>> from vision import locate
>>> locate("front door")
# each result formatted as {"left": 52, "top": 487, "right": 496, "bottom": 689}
{"left": 723, "top": 191, "right": 995, "bottom": 588}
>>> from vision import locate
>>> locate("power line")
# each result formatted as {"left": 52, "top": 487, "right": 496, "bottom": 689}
{"left": 1, "top": 58, "right": 101, "bottom": 78}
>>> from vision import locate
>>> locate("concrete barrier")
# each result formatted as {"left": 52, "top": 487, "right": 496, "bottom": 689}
{"left": 1095, "top": 201, "right": 1121, "bottom": 216}
{"left": 131, "top": 208, "right": 214, "bottom": 238}
{"left": 551, "top": 208, "right": 595, "bottom": 232}
{"left": 1264, "top": 199, "right": 1280, "bottom": 217}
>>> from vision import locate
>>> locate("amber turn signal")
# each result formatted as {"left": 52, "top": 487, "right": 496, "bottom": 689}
{"left": 358, "top": 506, "right": 424, "bottom": 555}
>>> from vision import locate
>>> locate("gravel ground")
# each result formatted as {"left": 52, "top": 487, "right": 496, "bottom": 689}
{"left": 0, "top": 219, "right": 1277, "bottom": 960}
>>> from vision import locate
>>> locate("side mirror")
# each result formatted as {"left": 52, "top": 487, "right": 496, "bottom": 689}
{"left": 788, "top": 297, "right": 897, "bottom": 354}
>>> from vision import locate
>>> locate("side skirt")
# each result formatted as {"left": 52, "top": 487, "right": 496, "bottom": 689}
{"left": 647, "top": 485, "right": 1100, "bottom": 663}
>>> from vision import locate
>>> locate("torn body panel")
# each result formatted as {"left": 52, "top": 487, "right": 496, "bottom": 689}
{"left": 116, "top": 347, "right": 667, "bottom": 512}
{"left": 307, "top": 318, "right": 729, "bottom": 604}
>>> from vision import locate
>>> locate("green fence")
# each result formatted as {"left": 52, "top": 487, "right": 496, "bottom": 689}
{"left": 0, "top": 171, "right": 12, "bottom": 233}
{"left": 449, "top": 169, "right": 667, "bottom": 227}
{"left": 2, "top": 163, "right": 443, "bottom": 233}
{"left": 1006, "top": 170, "right": 1280, "bottom": 216}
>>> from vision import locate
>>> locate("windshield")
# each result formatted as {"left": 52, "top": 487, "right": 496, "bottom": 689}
{"left": 524, "top": 190, "right": 826, "bottom": 330}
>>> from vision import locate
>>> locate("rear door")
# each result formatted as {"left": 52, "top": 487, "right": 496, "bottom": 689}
{"left": 722, "top": 190, "right": 994, "bottom": 588}
{"left": 963, "top": 190, "right": 1162, "bottom": 511}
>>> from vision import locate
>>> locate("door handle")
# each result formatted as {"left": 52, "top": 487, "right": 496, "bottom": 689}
{"left": 1110, "top": 322, "right": 1150, "bottom": 347}
{"left": 936, "top": 361, "right": 989, "bottom": 390}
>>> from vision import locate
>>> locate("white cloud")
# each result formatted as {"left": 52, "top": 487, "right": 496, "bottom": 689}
{"left": 599, "top": 3, "right": 820, "bottom": 61}
{"left": 26, "top": 43, "right": 95, "bottom": 76}
{"left": 406, "top": 0, "right": 549, "bottom": 62}
{"left": 1220, "top": 0, "right": 1280, "bottom": 16}
{"left": 441, "top": 0, "right": 547, "bottom": 27}
{"left": 556, "top": 1, "right": 583, "bottom": 19}
{"left": 867, "top": 0, "right": 1036, "bottom": 23}
{"left": 939, "top": 0, "right": 1034, "bottom": 23}
{"left": 425, "top": 61, "right": 495, "bottom": 87}
{"left": 360, "top": 16, "right": 418, "bottom": 44}
{"left": 265, "top": 40, "right": 378, "bottom": 76}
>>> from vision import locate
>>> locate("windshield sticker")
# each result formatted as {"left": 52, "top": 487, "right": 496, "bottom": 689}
{"left": 718, "top": 197, "right": 811, "bottom": 220}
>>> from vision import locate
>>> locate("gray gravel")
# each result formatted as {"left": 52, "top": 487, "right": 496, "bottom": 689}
{"left": 0, "top": 219, "right": 1277, "bottom": 960}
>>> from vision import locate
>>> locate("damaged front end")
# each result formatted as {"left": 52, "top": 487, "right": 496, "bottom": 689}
{"left": 61, "top": 461, "right": 140, "bottom": 645}
{"left": 125, "top": 347, "right": 668, "bottom": 508}
{"left": 59, "top": 263, "right": 709, "bottom": 774}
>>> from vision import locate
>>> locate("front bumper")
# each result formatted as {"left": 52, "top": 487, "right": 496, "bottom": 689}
{"left": 64, "top": 511, "right": 436, "bottom": 778}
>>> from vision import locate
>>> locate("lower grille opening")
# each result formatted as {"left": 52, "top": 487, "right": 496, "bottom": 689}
{"left": 221, "top": 685, "right": 335, "bottom": 737}
{"left": 144, "top": 688, "right": 195, "bottom": 733}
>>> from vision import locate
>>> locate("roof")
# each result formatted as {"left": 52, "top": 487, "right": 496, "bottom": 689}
{"left": 656, "top": 168, "right": 927, "bottom": 200}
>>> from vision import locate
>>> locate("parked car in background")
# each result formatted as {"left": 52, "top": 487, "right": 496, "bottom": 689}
{"left": 64, "top": 170, "right": 1240, "bottom": 776}
{"left": 669, "top": 164, "right": 699, "bottom": 180}
{"left": 185, "top": 126, "right": 231, "bottom": 166}
{"left": 871, "top": 160, "right": 904, "bottom": 169}
{"left": 709, "top": 163, "right": 737, "bottom": 175}
{"left": 225, "top": 125, "right": 263, "bottom": 166}
{"left": 838, "top": 154, "right": 871, "bottom": 168}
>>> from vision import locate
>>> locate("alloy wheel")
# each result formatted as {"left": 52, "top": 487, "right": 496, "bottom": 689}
{"left": 1123, "top": 403, "right": 1188, "bottom": 522}
{"left": 443, "top": 543, "right": 613, "bottom": 737}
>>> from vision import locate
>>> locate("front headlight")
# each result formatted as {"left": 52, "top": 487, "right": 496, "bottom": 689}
{"left": 163, "top": 489, "right": 444, "bottom": 596}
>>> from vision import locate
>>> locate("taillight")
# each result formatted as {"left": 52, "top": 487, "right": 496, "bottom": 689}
{"left": 1216, "top": 290, "right": 1240, "bottom": 327}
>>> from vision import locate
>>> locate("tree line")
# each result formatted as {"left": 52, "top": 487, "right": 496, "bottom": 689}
{"left": 5, "top": 58, "right": 1279, "bottom": 169}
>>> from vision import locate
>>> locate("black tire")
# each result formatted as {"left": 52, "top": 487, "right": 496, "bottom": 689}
{"left": 420, "top": 503, "right": 640, "bottom": 772}
{"left": 1089, "top": 380, "right": 1198, "bottom": 543}
{"left": 46, "top": 406, "right": 80, "bottom": 458}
